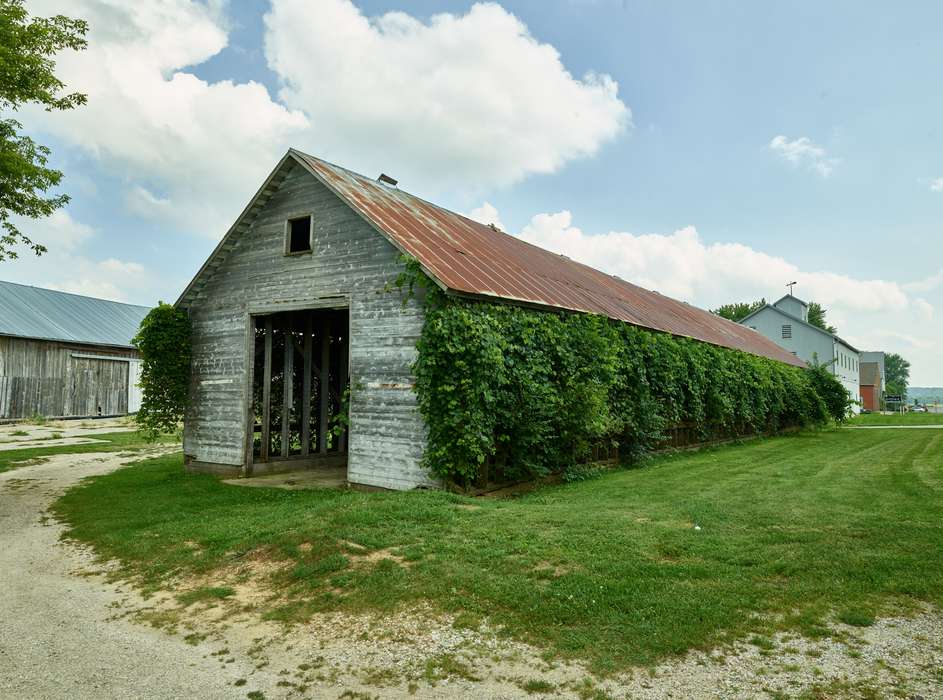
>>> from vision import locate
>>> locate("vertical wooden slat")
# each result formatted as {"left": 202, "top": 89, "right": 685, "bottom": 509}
{"left": 301, "top": 313, "right": 313, "bottom": 457}
{"left": 260, "top": 316, "right": 273, "bottom": 462}
{"left": 244, "top": 314, "right": 256, "bottom": 477}
{"left": 281, "top": 317, "right": 294, "bottom": 458}
{"left": 337, "top": 318, "right": 348, "bottom": 453}
{"left": 319, "top": 315, "right": 330, "bottom": 454}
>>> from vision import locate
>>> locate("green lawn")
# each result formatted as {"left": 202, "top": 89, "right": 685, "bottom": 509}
{"left": 0, "top": 431, "right": 177, "bottom": 473}
{"left": 848, "top": 411, "right": 943, "bottom": 426}
{"left": 53, "top": 428, "right": 943, "bottom": 671}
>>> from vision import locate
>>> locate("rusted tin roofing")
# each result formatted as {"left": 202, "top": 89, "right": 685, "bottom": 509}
{"left": 292, "top": 150, "right": 805, "bottom": 367}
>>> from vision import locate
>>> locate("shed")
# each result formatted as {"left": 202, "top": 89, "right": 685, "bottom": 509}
{"left": 0, "top": 281, "right": 150, "bottom": 420}
{"left": 177, "top": 150, "right": 803, "bottom": 490}
{"left": 859, "top": 361, "right": 883, "bottom": 411}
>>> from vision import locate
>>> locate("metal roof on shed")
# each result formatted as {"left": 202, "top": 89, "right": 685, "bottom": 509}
{"left": 290, "top": 151, "right": 805, "bottom": 368}
{"left": 0, "top": 280, "right": 150, "bottom": 348}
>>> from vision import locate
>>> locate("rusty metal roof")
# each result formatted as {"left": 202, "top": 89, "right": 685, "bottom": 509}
{"left": 292, "top": 151, "right": 805, "bottom": 367}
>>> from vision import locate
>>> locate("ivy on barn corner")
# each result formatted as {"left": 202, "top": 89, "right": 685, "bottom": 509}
{"left": 133, "top": 302, "right": 191, "bottom": 439}
{"left": 396, "top": 257, "right": 848, "bottom": 488}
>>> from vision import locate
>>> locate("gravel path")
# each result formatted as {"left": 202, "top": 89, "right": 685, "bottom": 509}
{"left": 0, "top": 450, "right": 287, "bottom": 700}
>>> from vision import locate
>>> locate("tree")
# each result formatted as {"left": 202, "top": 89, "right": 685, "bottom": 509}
{"left": 711, "top": 299, "right": 765, "bottom": 322}
{"left": 0, "top": 0, "right": 87, "bottom": 262}
{"left": 807, "top": 362, "right": 852, "bottom": 423}
{"left": 807, "top": 302, "right": 837, "bottom": 334}
{"left": 885, "top": 353, "right": 910, "bottom": 399}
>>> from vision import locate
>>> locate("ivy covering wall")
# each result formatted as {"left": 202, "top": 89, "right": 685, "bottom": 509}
{"left": 410, "top": 272, "right": 845, "bottom": 486}
{"left": 132, "top": 302, "right": 191, "bottom": 438}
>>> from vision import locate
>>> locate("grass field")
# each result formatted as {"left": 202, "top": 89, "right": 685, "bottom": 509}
{"left": 848, "top": 411, "right": 943, "bottom": 426}
{"left": 0, "top": 431, "right": 177, "bottom": 474}
{"left": 53, "top": 427, "right": 943, "bottom": 671}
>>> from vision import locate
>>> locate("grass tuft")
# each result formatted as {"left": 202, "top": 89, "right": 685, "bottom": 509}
{"left": 177, "top": 586, "right": 235, "bottom": 606}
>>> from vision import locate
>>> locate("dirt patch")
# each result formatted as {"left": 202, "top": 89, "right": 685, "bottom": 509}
{"left": 531, "top": 561, "right": 573, "bottom": 578}
{"left": 348, "top": 546, "right": 411, "bottom": 569}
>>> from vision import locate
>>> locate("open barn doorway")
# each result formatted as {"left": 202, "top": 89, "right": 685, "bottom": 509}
{"left": 248, "top": 307, "right": 349, "bottom": 481}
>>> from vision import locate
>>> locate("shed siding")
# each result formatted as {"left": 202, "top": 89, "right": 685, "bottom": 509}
{"left": 184, "top": 162, "right": 432, "bottom": 490}
{"left": 0, "top": 336, "right": 136, "bottom": 419}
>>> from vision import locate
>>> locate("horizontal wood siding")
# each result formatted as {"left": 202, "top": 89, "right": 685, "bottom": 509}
{"left": 0, "top": 336, "right": 136, "bottom": 419}
{"left": 184, "top": 162, "right": 433, "bottom": 489}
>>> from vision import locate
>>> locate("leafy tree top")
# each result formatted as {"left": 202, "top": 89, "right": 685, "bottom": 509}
{"left": 711, "top": 300, "right": 765, "bottom": 323}
{"left": 0, "top": 0, "right": 87, "bottom": 262}
{"left": 712, "top": 297, "right": 838, "bottom": 335}
{"left": 806, "top": 302, "right": 837, "bottom": 334}
{"left": 885, "top": 352, "right": 910, "bottom": 398}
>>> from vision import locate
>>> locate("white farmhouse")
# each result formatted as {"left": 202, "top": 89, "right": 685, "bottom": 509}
{"left": 739, "top": 295, "right": 860, "bottom": 412}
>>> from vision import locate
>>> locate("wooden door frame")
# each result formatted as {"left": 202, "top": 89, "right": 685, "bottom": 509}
{"left": 242, "top": 297, "right": 350, "bottom": 476}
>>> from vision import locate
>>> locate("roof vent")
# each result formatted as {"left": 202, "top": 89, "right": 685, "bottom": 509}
{"left": 488, "top": 223, "right": 499, "bottom": 232}
{"left": 378, "top": 173, "right": 398, "bottom": 187}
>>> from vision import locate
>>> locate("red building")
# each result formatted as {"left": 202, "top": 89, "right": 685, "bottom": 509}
{"left": 859, "top": 362, "right": 882, "bottom": 411}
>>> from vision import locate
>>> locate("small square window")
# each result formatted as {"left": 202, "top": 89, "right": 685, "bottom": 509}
{"left": 781, "top": 324, "right": 792, "bottom": 339}
{"left": 287, "top": 216, "right": 312, "bottom": 254}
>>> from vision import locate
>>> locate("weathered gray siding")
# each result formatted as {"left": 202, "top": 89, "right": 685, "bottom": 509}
{"left": 0, "top": 336, "right": 136, "bottom": 419}
{"left": 183, "top": 161, "right": 432, "bottom": 489}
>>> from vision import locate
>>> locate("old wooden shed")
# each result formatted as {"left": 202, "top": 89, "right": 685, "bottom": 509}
{"left": 0, "top": 281, "right": 150, "bottom": 420}
{"left": 178, "top": 150, "right": 802, "bottom": 490}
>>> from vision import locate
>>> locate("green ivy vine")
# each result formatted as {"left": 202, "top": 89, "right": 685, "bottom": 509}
{"left": 132, "top": 302, "right": 191, "bottom": 438}
{"left": 399, "top": 257, "right": 846, "bottom": 487}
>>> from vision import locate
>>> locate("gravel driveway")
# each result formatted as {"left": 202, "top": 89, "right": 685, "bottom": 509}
{"left": 0, "top": 450, "right": 283, "bottom": 700}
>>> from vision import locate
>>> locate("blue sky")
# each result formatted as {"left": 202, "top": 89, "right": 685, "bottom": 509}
{"left": 8, "top": 0, "right": 943, "bottom": 383}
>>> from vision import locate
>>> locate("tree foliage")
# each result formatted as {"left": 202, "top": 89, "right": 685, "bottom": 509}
{"left": 711, "top": 299, "right": 764, "bottom": 322}
{"left": 406, "top": 264, "right": 843, "bottom": 487}
{"left": 885, "top": 352, "right": 910, "bottom": 398}
{"left": 806, "top": 362, "right": 852, "bottom": 422}
{"left": 132, "top": 303, "right": 191, "bottom": 438}
{"left": 807, "top": 302, "right": 837, "bottom": 334}
{"left": 0, "top": 0, "right": 87, "bottom": 261}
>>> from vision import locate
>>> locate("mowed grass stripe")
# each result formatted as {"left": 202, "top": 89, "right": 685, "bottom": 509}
{"left": 53, "top": 428, "right": 943, "bottom": 670}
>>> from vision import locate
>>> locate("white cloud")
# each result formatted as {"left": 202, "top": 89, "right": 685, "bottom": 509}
{"left": 904, "top": 268, "right": 943, "bottom": 294}
{"left": 930, "top": 178, "right": 943, "bottom": 192}
{"left": 914, "top": 298, "right": 934, "bottom": 320}
{"left": 467, "top": 202, "right": 506, "bottom": 232}
{"left": 23, "top": 0, "right": 627, "bottom": 239}
{"left": 1, "top": 211, "right": 158, "bottom": 304}
{"left": 768, "top": 135, "right": 839, "bottom": 178}
{"left": 263, "top": 0, "right": 629, "bottom": 190}
{"left": 516, "top": 209, "right": 907, "bottom": 314}
{"left": 14, "top": 209, "right": 95, "bottom": 253}
{"left": 24, "top": 0, "right": 308, "bottom": 238}
{"left": 491, "top": 204, "right": 940, "bottom": 383}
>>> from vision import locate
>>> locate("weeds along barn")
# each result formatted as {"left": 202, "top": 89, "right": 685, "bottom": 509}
{"left": 177, "top": 149, "right": 808, "bottom": 490}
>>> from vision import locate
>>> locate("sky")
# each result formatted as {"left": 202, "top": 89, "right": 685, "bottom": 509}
{"left": 5, "top": 0, "right": 943, "bottom": 384}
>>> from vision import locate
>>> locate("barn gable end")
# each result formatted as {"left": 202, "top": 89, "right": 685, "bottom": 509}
{"left": 179, "top": 158, "right": 431, "bottom": 490}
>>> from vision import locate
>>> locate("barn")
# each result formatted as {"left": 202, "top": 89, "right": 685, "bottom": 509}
{"left": 0, "top": 281, "right": 150, "bottom": 421}
{"left": 177, "top": 149, "right": 803, "bottom": 490}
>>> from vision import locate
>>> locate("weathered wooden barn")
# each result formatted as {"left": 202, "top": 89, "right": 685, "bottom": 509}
{"left": 0, "top": 281, "right": 150, "bottom": 420}
{"left": 177, "top": 149, "right": 802, "bottom": 490}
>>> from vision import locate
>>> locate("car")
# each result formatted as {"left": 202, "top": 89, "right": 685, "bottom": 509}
{"left": 912, "top": 405, "right": 928, "bottom": 413}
